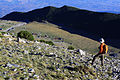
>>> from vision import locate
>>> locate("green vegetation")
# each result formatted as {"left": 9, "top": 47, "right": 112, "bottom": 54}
{"left": 17, "top": 31, "right": 34, "bottom": 41}
{"left": 0, "top": 35, "right": 4, "bottom": 38}
{"left": 68, "top": 46, "right": 74, "bottom": 50}
{"left": 1, "top": 32, "right": 7, "bottom": 35}
{"left": 45, "top": 41, "right": 54, "bottom": 46}
{"left": 0, "top": 32, "right": 4, "bottom": 38}
{"left": 37, "top": 40, "right": 54, "bottom": 46}
{"left": 38, "top": 39, "right": 46, "bottom": 43}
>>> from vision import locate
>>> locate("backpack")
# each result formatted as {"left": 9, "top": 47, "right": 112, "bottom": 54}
{"left": 103, "top": 44, "right": 108, "bottom": 54}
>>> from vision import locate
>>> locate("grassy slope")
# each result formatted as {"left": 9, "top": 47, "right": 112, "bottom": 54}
{"left": 9, "top": 22, "right": 120, "bottom": 53}
{"left": 0, "top": 34, "right": 100, "bottom": 80}
{"left": 0, "top": 21, "right": 119, "bottom": 80}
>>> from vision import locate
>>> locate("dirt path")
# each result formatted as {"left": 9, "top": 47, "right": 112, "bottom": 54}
{"left": 3, "top": 23, "right": 27, "bottom": 32}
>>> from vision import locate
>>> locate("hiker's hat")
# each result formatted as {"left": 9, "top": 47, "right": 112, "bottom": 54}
{"left": 99, "top": 38, "right": 105, "bottom": 43}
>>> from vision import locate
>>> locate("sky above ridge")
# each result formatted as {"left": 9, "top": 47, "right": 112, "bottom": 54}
{"left": 0, "top": 0, "right": 120, "bottom": 17}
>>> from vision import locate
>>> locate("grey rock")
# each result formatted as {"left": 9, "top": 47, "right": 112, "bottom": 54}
{"left": 28, "top": 68, "right": 35, "bottom": 73}
{"left": 7, "top": 63, "right": 13, "bottom": 67}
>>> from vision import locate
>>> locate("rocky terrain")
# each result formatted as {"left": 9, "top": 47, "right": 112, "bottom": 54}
{"left": 0, "top": 33, "right": 119, "bottom": 80}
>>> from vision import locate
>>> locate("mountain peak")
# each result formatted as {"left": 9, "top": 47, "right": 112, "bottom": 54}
{"left": 44, "top": 6, "right": 57, "bottom": 9}
{"left": 60, "top": 5, "right": 79, "bottom": 11}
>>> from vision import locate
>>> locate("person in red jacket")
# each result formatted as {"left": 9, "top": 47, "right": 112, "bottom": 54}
{"left": 91, "top": 38, "right": 108, "bottom": 66}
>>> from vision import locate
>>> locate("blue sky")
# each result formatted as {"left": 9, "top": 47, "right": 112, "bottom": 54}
{"left": 0, "top": 0, "right": 120, "bottom": 17}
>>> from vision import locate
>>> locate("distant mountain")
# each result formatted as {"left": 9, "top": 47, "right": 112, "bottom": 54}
{"left": 1, "top": 5, "right": 120, "bottom": 39}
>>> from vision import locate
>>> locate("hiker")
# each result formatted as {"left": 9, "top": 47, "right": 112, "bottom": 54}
{"left": 91, "top": 38, "right": 108, "bottom": 66}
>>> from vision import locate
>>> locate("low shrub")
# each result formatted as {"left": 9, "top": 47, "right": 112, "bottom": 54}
{"left": 0, "top": 35, "right": 4, "bottom": 38}
{"left": 38, "top": 40, "right": 46, "bottom": 43}
{"left": 45, "top": 41, "right": 54, "bottom": 46}
{"left": 38, "top": 40, "right": 54, "bottom": 46}
{"left": 1, "top": 32, "right": 6, "bottom": 35}
{"left": 17, "top": 31, "right": 34, "bottom": 41}
{"left": 68, "top": 46, "right": 74, "bottom": 50}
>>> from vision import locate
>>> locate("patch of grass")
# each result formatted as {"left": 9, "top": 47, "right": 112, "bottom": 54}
{"left": 45, "top": 41, "right": 54, "bottom": 46}
{"left": 51, "top": 73, "right": 65, "bottom": 79}
{"left": 0, "top": 35, "right": 4, "bottom": 38}
{"left": 47, "top": 66, "right": 56, "bottom": 71}
{"left": 37, "top": 39, "right": 54, "bottom": 46}
{"left": 38, "top": 40, "right": 46, "bottom": 43}
{"left": 1, "top": 32, "right": 6, "bottom": 35}
{"left": 74, "top": 65, "right": 96, "bottom": 76}
{"left": 68, "top": 46, "right": 74, "bottom": 50}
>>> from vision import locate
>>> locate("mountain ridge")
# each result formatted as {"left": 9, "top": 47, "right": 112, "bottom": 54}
{"left": 1, "top": 5, "right": 120, "bottom": 41}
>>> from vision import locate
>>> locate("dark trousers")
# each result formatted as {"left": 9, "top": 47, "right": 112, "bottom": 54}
{"left": 92, "top": 53, "right": 104, "bottom": 66}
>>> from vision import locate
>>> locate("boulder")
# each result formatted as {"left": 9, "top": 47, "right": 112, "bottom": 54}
{"left": 3, "top": 33, "right": 11, "bottom": 37}
{"left": 35, "top": 40, "right": 40, "bottom": 44}
{"left": 7, "top": 63, "right": 13, "bottom": 68}
{"left": 24, "top": 50, "right": 29, "bottom": 54}
{"left": 7, "top": 38, "right": 13, "bottom": 41}
{"left": 33, "top": 75, "right": 39, "bottom": 79}
{"left": 17, "top": 37, "right": 26, "bottom": 43}
{"left": 76, "top": 49, "right": 86, "bottom": 56}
